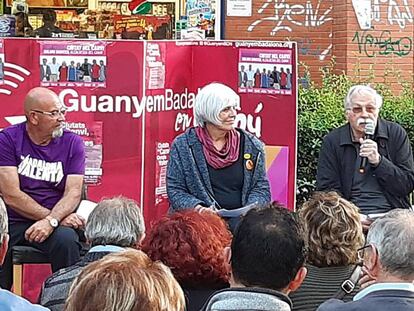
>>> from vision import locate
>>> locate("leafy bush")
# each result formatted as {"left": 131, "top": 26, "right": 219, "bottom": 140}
{"left": 296, "top": 67, "right": 414, "bottom": 207}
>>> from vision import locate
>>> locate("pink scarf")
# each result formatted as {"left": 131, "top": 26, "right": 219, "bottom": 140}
{"left": 195, "top": 127, "right": 241, "bottom": 169}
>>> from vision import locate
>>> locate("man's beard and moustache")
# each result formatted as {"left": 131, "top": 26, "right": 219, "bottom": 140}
{"left": 52, "top": 126, "right": 64, "bottom": 138}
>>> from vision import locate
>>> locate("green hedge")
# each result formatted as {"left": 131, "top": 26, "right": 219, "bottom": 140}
{"left": 296, "top": 70, "right": 414, "bottom": 206}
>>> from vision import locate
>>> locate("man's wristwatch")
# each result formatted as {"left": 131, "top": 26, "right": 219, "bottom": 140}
{"left": 46, "top": 216, "right": 59, "bottom": 228}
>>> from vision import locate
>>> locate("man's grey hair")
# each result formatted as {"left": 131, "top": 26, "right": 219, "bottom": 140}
{"left": 344, "top": 85, "right": 383, "bottom": 110}
{"left": 367, "top": 209, "right": 414, "bottom": 279}
{"left": 194, "top": 82, "right": 240, "bottom": 127}
{"left": 85, "top": 196, "right": 145, "bottom": 247}
{"left": 0, "top": 198, "right": 8, "bottom": 246}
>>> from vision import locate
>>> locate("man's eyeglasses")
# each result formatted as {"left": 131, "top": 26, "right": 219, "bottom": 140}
{"left": 347, "top": 106, "right": 377, "bottom": 114}
{"left": 31, "top": 109, "right": 67, "bottom": 118}
{"left": 357, "top": 244, "right": 372, "bottom": 264}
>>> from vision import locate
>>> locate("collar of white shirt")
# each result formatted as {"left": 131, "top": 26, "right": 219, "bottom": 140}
{"left": 354, "top": 283, "right": 414, "bottom": 301}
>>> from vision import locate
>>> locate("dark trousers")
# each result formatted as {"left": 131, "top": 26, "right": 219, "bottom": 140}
{"left": 0, "top": 222, "right": 81, "bottom": 290}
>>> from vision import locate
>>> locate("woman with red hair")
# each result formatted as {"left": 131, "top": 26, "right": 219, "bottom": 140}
{"left": 142, "top": 210, "right": 232, "bottom": 311}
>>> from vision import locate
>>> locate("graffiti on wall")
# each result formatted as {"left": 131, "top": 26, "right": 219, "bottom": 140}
{"left": 247, "top": 0, "right": 332, "bottom": 35}
{"left": 372, "top": 0, "right": 413, "bottom": 29}
{"left": 297, "top": 33, "right": 332, "bottom": 61}
{"left": 352, "top": 30, "right": 413, "bottom": 57}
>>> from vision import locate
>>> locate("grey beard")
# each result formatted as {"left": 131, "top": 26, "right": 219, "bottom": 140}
{"left": 52, "top": 127, "right": 64, "bottom": 138}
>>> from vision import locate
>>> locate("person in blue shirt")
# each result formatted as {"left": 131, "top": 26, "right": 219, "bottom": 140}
{"left": 0, "top": 198, "right": 49, "bottom": 311}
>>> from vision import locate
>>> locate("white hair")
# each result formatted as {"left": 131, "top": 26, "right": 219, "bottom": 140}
{"left": 344, "top": 85, "right": 383, "bottom": 110}
{"left": 194, "top": 83, "right": 240, "bottom": 127}
{"left": 0, "top": 198, "right": 8, "bottom": 247}
{"left": 85, "top": 196, "right": 145, "bottom": 247}
{"left": 367, "top": 209, "right": 414, "bottom": 280}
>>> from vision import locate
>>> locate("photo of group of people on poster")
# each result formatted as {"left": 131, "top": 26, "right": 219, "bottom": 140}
{"left": 238, "top": 48, "right": 293, "bottom": 95}
{"left": 239, "top": 64, "right": 292, "bottom": 89}
{"left": 39, "top": 41, "right": 107, "bottom": 87}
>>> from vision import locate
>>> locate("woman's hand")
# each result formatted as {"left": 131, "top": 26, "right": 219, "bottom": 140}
{"left": 195, "top": 204, "right": 218, "bottom": 214}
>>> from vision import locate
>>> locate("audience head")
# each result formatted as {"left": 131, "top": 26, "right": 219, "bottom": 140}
{"left": 364, "top": 209, "right": 414, "bottom": 281}
{"left": 0, "top": 198, "right": 9, "bottom": 265}
{"left": 194, "top": 82, "right": 240, "bottom": 128}
{"left": 65, "top": 249, "right": 185, "bottom": 311}
{"left": 299, "top": 191, "right": 364, "bottom": 266}
{"left": 85, "top": 196, "right": 145, "bottom": 248}
{"left": 142, "top": 210, "right": 231, "bottom": 289}
{"left": 230, "top": 202, "right": 307, "bottom": 293}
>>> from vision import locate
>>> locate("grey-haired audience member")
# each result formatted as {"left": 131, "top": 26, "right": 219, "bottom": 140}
{"left": 0, "top": 198, "right": 49, "bottom": 310}
{"left": 40, "top": 196, "right": 145, "bottom": 311}
{"left": 318, "top": 209, "right": 414, "bottom": 311}
{"left": 202, "top": 202, "right": 307, "bottom": 311}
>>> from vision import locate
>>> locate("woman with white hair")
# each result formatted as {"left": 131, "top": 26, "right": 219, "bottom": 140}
{"left": 167, "top": 82, "right": 270, "bottom": 225}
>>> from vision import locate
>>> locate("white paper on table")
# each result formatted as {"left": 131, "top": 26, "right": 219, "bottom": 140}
{"left": 76, "top": 200, "right": 97, "bottom": 222}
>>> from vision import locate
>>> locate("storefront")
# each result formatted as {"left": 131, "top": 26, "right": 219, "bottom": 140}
{"left": 0, "top": 0, "right": 218, "bottom": 39}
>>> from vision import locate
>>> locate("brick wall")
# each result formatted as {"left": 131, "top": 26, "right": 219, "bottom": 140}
{"left": 224, "top": 0, "right": 414, "bottom": 90}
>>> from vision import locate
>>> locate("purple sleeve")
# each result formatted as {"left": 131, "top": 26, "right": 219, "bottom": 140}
{"left": 0, "top": 132, "right": 17, "bottom": 166}
{"left": 66, "top": 135, "right": 85, "bottom": 175}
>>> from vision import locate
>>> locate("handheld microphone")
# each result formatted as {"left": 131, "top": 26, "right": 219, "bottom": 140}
{"left": 359, "top": 121, "right": 375, "bottom": 174}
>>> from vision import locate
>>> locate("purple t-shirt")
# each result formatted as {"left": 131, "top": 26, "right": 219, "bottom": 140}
{"left": 0, "top": 122, "right": 85, "bottom": 223}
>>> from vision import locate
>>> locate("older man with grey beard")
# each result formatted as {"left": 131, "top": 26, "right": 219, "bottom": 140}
{"left": 316, "top": 85, "right": 414, "bottom": 230}
{"left": 0, "top": 87, "right": 85, "bottom": 290}
{"left": 318, "top": 209, "right": 414, "bottom": 311}
{"left": 40, "top": 196, "right": 146, "bottom": 311}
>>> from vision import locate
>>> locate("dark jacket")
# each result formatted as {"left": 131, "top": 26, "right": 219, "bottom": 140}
{"left": 317, "top": 289, "right": 414, "bottom": 311}
{"left": 316, "top": 119, "right": 414, "bottom": 209}
{"left": 201, "top": 287, "right": 292, "bottom": 311}
{"left": 183, "top": 288, "right": 218, "bottom": 311}
{"left": 167, "top": 127, "right": 271, "bottom": 211}
{"left": 40, "top": 251, "right": 112, "bottom": 310}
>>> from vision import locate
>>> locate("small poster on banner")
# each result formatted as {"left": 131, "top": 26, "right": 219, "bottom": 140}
{"left": 146, "top": 42, "right": 166, "bottom": 90}
{"left": 65, "top": 121, "right": 103, "bottom": 185}
{"left": 155, "top": 141, "right": 170, "bottom": 207}
{"left": 238, "top": 48, "right": 293, "bottom": 95}
{"left": 0, "top": 39, "right": 4, "bottom": 84}
{"left": 38, "top": 41, "right": 107, "bottom": 88}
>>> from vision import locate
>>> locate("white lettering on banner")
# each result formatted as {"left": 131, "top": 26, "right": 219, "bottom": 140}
{"left": 175, "top": 113, "right": 193, "bottom": 131}
{"left": 59, "top": 88, "right": 198, "bottom": 119}
{"left": 235, "top": 102, "right": 263, "bottom": 138}
{"left": 173, "top": 103, "right": 264, "bottom": 137}
{"left": 59, "top": 89, "right": 264, "bottom": 138}
{"left": 18, "top": 155, "right": 64, "bottom": 184}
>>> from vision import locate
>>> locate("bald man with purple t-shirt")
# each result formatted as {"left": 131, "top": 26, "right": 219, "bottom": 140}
{"left": 0, "top": 87, "right": 85, "bottom": 290}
